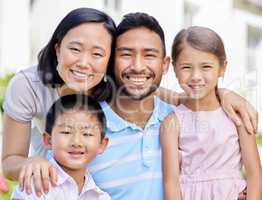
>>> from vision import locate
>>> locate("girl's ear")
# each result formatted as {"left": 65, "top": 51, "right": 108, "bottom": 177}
{"left": 219, "top": 60, "right": 227, "bottom": 77}
{"left": 43, "top": 132, "right": 52, "bottom": 149}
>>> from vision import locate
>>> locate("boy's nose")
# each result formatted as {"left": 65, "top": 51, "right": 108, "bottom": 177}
{"left": 71, "top": 134, "right": 83, "bottom": 147}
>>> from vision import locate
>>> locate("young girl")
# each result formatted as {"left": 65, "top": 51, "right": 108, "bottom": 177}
{"left": 160, "top": 26, "right": 262, "bottom": 200}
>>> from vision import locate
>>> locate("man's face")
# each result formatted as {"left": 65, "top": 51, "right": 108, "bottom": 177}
{"left": 114, "top": 27, "right": 170, "bottom": 100}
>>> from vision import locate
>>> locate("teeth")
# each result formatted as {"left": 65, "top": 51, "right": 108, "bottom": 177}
{"left": 190, "top": 85, "right": 204, "bottom": 89}
{"left": 72, "top": 70, "right": 88, "bottom": 78}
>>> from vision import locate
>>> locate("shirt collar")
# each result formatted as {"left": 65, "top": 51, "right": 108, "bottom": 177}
{"left": 49, "top": 157, "right": 104, "bottom": 195}
{"left": 100, "top": 96, "right": 173, "bottom": 132}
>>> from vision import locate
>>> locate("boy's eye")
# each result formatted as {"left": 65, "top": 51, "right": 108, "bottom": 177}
{"left": 83, "top": 133, "right": 94, "bottom": 137}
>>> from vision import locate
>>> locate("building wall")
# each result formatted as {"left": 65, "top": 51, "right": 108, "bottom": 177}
{"left": 0, "top": 0, "right": 262, "bottom": 129}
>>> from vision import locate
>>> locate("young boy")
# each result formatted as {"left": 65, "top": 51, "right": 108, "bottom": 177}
{"left": 11, "top": 94, "right": 110, "bottom": 199}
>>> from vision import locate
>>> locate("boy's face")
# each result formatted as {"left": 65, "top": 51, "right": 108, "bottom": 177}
{"left": 43, "top": 109, "right": 108, "bottom": 171}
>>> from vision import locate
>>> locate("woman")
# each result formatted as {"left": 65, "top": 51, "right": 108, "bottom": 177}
{"left": 2, "top": 7, "right": 116, "bottom": 195}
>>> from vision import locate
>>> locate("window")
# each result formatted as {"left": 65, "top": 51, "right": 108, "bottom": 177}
{"left": 104, "top": 0, "right": 121, "bottom": 12}
{"left": 246, "top": 26, "right": 262, "bottom": 87}
{"left": 184, "top": 2, "right": 199, "bottom": 27}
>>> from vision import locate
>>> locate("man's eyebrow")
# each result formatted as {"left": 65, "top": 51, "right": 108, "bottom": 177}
{"left": 144, "top": 48, "right": 160, "bottom": 53}
{"left": 116, "top": 47, "right": 133, "bottom": 52}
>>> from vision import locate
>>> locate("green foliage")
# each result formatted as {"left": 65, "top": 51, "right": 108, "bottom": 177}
{"left": 0, "top": 73, "right": 15, "bottom": 112}
{"left": 257, "top": 133, "right": 262, "bottom": 147}
{"left": 0, "top": 180, "right": 18, "bottom": 200}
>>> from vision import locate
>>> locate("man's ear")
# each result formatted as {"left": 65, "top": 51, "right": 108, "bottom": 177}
{"left": 43, "top": 132, "right": 52, "bottom": 149}
{"left": 162, "top": 56, "right": 171, "bottom": 75}
{"left": 219, "top": 60, "right": 227, "bottom": 77}
{"left": 98, "top": 137, "right": 109, "bottom": 154}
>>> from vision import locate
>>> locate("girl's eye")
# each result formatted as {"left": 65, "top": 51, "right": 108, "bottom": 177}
{"left": 203, "top": 65, "right": 212, "bottom": 69}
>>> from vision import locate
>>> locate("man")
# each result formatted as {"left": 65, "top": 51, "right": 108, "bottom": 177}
{"left": 89, "top": 13, "right": 250, "bottom": 200}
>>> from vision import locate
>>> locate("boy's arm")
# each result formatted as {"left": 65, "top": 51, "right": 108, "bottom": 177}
{"left": 237, "top": 124, "right": 262, "bottom": 200}
{"left": 160, "top": 112, "right": 181, "bottom": 200}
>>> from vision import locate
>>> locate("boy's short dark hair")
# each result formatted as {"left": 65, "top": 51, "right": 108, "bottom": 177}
{"left": 45, "top": 94, "right": 106, "bottom": 140}
{"left": 116, "top": 12, "right": 166, "bottom": 57}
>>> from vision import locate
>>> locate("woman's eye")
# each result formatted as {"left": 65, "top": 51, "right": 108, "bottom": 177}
{"left": 69, "top": 47, "right": 80, "bottom": 52}
{"left": 93, "top": 52, "right": 103, "bottom": 57}
{"left": 60, "top": 131, "right": 71, "bottom": 134}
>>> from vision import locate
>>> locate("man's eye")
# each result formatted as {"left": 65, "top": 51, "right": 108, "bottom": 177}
{"left": 145, "top": 54, "right": 156, "bottom": 58}
{"left": 120, "top": 53, "right": 131, "bottom": 57}
{"left": 182, "top": 66, "right": 191, "bottom": 69}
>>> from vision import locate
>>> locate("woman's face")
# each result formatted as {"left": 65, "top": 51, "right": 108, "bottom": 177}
{"left": 55, "top": 22, "right": 112, "bottom": 93}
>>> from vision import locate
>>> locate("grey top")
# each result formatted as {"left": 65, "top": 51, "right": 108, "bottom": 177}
{"left": 3, "top": 65, "right": 59, "bottom": 157}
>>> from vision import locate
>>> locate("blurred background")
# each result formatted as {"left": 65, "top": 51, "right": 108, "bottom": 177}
{"left": 0, "top": 0, "right": 262, "bottom": 171}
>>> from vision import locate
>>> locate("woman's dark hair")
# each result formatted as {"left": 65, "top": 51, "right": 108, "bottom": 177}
{"left": 37, "top": 7, "right": 116, "bottom": 101}
{"left": 172, "top": 26, "right": 226, "bottom": 66}
{"left": 45, "top": 94, "right": 106, "bottom": 140}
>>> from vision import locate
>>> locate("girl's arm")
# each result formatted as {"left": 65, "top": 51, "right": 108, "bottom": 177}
{"left": 1, "top": 114, "right": 57, "bottom": 197}
{"left": 237, "top": 124, "right": 262, "bottom": 200}
{"left": 160, "top": 112, "right": 181, "bottom": 200}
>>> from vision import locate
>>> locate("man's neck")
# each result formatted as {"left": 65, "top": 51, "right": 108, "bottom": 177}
{"left": 111, "top": 95, "right": 155, "bottom": 129}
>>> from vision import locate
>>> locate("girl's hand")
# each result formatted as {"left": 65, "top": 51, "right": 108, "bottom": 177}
{"left": 18, "top": 156, "right": 57, "bottom": 197}
{"left": 218, "top": 88, "right": 258, "bottom": 134}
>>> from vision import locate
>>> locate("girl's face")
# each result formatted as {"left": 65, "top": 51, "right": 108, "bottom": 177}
{"left": 55, "top": 22, "right": 112, "bottom": 93}
{"left": 175, "top": 44, "right": 226, "bottom": 101}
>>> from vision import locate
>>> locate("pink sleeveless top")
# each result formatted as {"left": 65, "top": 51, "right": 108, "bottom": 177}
{"left": 175, "top": 104, "right": 246, "bottom": 200}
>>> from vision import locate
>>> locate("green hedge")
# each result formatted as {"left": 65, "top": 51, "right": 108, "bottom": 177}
{"left": 0, "top": 73, "right": 15, "bottom": 112}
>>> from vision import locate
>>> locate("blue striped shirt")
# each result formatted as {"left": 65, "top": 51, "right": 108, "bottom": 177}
{"left": 88, "top": 96, "right": 174, "bottom": 200}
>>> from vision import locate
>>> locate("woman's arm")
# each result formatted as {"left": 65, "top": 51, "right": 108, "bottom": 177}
{"left": 2, "top": 114, "right": 31, "bottom": 180}
{"left": 1, "top": 114, "right": 57, "bottom": 197}
{"left": 160, "top": 112, "right": 181, "bottom": 200}
{"left": 237, "top": 124, "right": 262, "bottom": 200}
